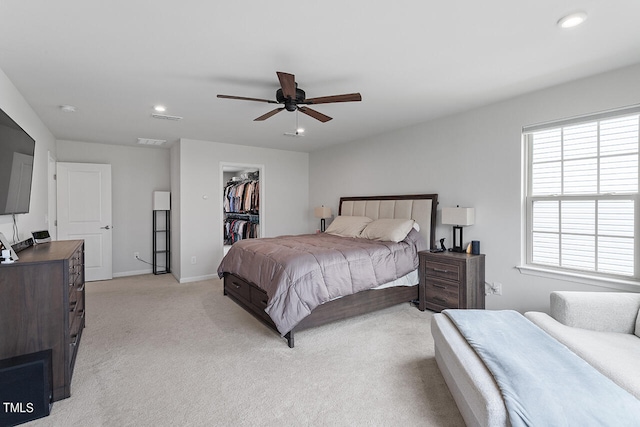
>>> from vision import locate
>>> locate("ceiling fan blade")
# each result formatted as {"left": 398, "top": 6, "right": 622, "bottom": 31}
{"left": 298, "top": 106, "right": 332, "bottom": 123}
{"left": 254, "top": 108, "right": 285, "bottom": 121}
{"left": 301, "top": 93, "right": 362, "bottom": 105}
{"left": 277, "top": 72, "right": 296, "bottom": 99}
{"left": 217, "top": 94, "right": 278, "bottom": 104}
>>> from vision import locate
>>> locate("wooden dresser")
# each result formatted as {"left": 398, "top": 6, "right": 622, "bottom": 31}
{"left": 419, "top": 251, "right": 485, "bottom": 312}
{"left": 0, "top": 240, "right": 85, "bottom": 401}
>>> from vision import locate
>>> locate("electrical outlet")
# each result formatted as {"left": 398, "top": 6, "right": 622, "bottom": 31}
{"left": 491, "top": 282, "right": 503, "bottom": 295}
{"left": 191, "top": 256, "right": 197, "bottom": 265}
{"left": 134, "top": 252, "right": 140, "bottom": 260}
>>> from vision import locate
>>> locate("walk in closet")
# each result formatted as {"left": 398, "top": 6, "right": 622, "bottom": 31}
{"left": 223, "top": 166, "right": 260, "bottom": 254}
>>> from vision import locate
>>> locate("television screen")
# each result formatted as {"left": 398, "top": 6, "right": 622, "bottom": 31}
{"left": 0, "top": 107, "right": 35, "bottom": 215}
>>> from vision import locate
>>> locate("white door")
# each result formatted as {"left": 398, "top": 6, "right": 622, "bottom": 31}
{"left": 57, "top": 162, "right": 112, "bottom": 281}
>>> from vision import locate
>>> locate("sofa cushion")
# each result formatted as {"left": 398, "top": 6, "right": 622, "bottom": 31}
{"left": 526, "top": 312, "right": 640, "bottom": 400}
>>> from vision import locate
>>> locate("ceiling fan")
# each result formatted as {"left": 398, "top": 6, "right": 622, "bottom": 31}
{"left": 217, "top": 71, "right": 362, "bottom": 123}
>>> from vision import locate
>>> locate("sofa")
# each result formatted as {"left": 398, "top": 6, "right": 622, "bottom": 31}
{"left": 431, "top": 291, "right": 640, "bottom": 427}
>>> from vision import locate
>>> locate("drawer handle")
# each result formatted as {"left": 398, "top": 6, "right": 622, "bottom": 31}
{"left": 234, "top": 283, "right": 241, "bottom": 289}
{"left": 79, "top": 309, "right": 85, "bottom": 319}
{"left": 433, "top": 284, "right": 447, "bottom": 289}
{"left": 433, "top": 268, "right": 449, "bottom": 273}
{"left": 77, "top": 284, "right": 85, "bottom": 292}
{"left": 434, "top": 297, "right": 447, "bottom": 303}
{"left": 70, "top": 302, "right": 77, "bottom": 313}
{"left": 70, "top": 334, "right": 79, "bottom": 347}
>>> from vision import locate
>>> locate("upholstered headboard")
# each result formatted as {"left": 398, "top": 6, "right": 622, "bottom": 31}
{"left": 339, "top": 194, "right": 438, "bottom": 249}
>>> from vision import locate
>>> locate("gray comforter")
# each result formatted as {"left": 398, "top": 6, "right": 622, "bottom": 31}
{"left": 217, "top": 229, "right": 426, "bottom": 335}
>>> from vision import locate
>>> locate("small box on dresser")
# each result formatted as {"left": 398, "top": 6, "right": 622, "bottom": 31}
{"left": 419, "top": 251, "right": 485, "bottom": 312}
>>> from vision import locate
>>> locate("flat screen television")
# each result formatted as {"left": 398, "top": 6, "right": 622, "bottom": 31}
{"left": 0, "top": 107, "right": 36, "bottom": 215}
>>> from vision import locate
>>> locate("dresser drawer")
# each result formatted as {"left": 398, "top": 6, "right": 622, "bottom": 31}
{"left": 423, "top": 260, "right": 461, "bottom": 283}
{"left": 69, "top": 293, "right": 85, "bottom": 327}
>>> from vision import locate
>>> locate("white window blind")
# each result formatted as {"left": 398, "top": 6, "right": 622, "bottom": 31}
{"left": 524, "top": 106, "right": 640, "bottom": 280}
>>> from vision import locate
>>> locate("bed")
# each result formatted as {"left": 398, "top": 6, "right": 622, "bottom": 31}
{"left": 217, "top": 194, "right": 438, "bottom": 347}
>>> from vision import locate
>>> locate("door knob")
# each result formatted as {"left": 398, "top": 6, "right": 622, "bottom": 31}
{"left": 100, "top": 225, "right": 111, "bottom": 230}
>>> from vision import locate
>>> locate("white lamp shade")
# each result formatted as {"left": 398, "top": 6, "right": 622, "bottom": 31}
{"left": 442, "top": 207, "right": 475, "bottom": 226}
{"left": 153, "top": 191, "right": 171, "bottom": 210}
{"left": 314, "top": 206, "right": 332, "bottom": 219}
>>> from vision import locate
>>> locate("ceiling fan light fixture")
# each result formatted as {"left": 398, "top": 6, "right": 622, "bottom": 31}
{"left": 557, "top": 11, "right": 587, "bottom": 29}
{"left": 153, "top": 105, "right": 166, "bottom": 112}
{"left": 218, "top": 71, "right": 360, "bottom": 123}
{"left": 284, "top": 131, "right": 304, "bottom": 137}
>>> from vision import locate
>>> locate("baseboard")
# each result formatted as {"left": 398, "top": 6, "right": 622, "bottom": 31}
{"left": 113, "top": 269, "right": 152, "bottom": 278}
{"left": 179, "top": 273, "right": 218, "bottom": 283}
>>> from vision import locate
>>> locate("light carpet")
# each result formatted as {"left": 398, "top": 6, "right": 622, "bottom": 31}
{"left": 26, "top": 274, "right": 464, "bottom": 426}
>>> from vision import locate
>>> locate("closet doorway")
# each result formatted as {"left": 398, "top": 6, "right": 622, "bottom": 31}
{"left": 221, "top": 163, "right": 263, "bottom": 256}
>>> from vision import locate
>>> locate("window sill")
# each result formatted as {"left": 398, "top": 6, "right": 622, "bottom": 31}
{"left": 516, "top": 265, "right": 640, "bottom": 292}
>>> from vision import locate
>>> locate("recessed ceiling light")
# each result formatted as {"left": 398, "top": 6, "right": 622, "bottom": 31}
{"left": 59, "top": 105, "right": 77, "bottom": 113}
{"left": 154, "top": 105, "right": 166, "bottom": 112}
{"left": 557, "top": 11, "right": 587, "bottom": 29}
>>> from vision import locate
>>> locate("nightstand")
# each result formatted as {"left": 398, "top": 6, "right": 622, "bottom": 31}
{"left": 419, "top": 251, "right": 485, "bottom": 312}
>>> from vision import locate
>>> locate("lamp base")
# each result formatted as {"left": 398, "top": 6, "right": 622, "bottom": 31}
{"left": 451, "top": 225, "right": 464, "bottom": 253}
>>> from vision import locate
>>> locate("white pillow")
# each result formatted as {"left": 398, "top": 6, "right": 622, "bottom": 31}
{"left": 360, "top": 218, "right": 416, "bottom": 243}
{"left": 325, "top": 216, "right": 372, "bottom": 238}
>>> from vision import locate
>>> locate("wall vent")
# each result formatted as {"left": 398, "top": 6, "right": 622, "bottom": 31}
{"left": 137, "top": 138, "right": 167, "bottom": 146}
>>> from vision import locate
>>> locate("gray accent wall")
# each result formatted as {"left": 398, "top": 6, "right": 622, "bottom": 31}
{"left": 309, "top": 62, "right": 640, "bottom": 313}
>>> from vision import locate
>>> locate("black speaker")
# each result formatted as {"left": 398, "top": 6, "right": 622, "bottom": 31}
{"left": 471, "top": 240, "right": 480, "bottom": 255}
{"left": 0, "top": 350, "right": 53, "bottom": 426}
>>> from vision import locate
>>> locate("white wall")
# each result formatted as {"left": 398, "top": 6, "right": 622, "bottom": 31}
{"left": 0, "top": 68, "right": 57, "bottom": 244}
{"left": 56, "top": 140, "right": 171, "bottom": 276}
{"left": 174, "top": 138, "right": 310, "bottom": 282}
{"left": 310, "top": 62, "right": 640, "bottom": 313}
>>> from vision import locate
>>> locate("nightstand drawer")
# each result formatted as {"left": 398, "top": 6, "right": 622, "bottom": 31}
{"left": 425, "top": 283, "right": 459, "bottom": 308}
{"left": 424, "top": 260, "right": 461, "bottom": 283}
{"left": 426, "top": 279, "right": 459, "bottom": 295}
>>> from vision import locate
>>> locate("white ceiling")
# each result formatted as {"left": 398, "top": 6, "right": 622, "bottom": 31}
{"left": 1, "top": 1, "right": 640, "bottom": 153}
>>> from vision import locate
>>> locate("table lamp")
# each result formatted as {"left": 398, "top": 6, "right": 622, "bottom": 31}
{"left": 441, "top": 207, "right": 475, "bottom": 252}
{"left": 314, "top": 206, "right": 332, "bottom": 232}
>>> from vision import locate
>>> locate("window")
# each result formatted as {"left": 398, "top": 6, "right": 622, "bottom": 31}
{"left": 523, "top": 106, "right": 640, "bottom": 281}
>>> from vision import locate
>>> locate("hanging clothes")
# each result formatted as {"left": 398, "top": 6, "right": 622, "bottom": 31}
{"left": 223, "top": 176, "right": 260, "bottom": 244}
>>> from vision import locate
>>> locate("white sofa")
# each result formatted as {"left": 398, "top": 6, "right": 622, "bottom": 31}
{"left": 431, "top": 291, "right": 640, "bottom": 427}
{"left": 525, "top": 291, "right": 640, "bottom": 400}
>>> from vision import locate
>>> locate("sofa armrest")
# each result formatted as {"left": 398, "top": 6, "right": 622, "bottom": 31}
{"left": 550, "top": 291, "right": 640, "bottom": 334}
